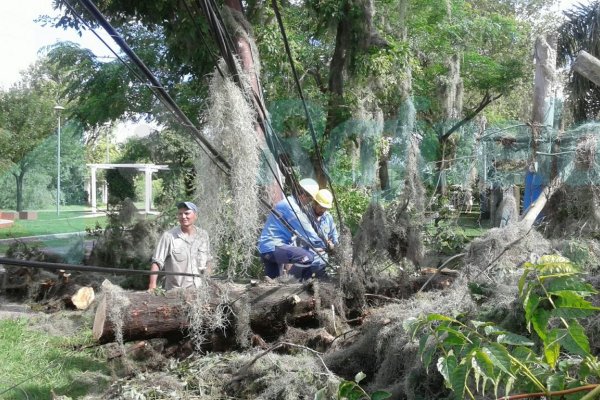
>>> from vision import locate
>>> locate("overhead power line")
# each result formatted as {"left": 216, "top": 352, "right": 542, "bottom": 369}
{"left": 63, "top": 0, "right": 333, "bottom": 266}
{"left": 75, "top": 0, "right": 232, "bottom": 175}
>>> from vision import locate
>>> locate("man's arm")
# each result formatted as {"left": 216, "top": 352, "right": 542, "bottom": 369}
{"left": 283, "top": 200, "right": 325, "bottom": 249}
{"left": 148, "top": 262, "right": 161, "bottom": 290}
{"left": 329, "top": 214, "right": 339, "bottom": 247}
{"left": 149, "top": 231, "right": 170, "bottom": 290}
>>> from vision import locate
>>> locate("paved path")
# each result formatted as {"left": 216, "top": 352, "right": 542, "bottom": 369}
{"left": 0, "top": 231, "right": 87, "bottom": 244}
{"left": 0, "top": 294, "right": 41, "bottom": 319}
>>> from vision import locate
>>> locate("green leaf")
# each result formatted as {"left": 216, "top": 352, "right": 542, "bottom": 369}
{"left": 472, "top": 350, "right": 496, "bottom": 386}
{"left": 545, "top": 277, "right": 597, "bottom": 296}
{"left": 512, "top": 346, "right": 537, "bottom": 362}
{"left": 484, "top": 325, "right": 503, "bottom": 336}
{"left": 531, "top": 308, "right": 550, "bottom": 340}
{"left": 337, "top": 381, "right": 356, "bottom": 398}
{"left": 437, "top": 355, "right": 457, "bottom": 386}
{"left": 427, "top": 313, "right": 458, "bottom": 323}
{"left": 370, "top": 391, "right": 392, "bottom": 400}
{"left": 518, "top": 267, "right": 530, "bottom": 296}
{"left": 547, "top": 372, "right": 565, "bottom": 392}
{"left": 552, "top": 291, "right": 600, "bottom": 318}
{"left": 558, "top": 321, "right": 590, "bottom": 356}
{"left": 483, "top": 344, "right": 514, "bottom": 377}
{"left": 503, "top": 375, "right": 516, "bottom": 399}
{"left": 338, "top": 381, "right": 367, "bottom": 400}
{"left": 543, "top": 329, "right": 561, "bottom": 368}
{"left": 539, "top": 272, "right": 578, "bottom": 281}
{"left": 497, "top": 332, "right": 534, "bottom": 346}
{"left": 536, "top": 255, "right": 577, "bottom": 274}
{"left": 403, "top": 317, "right": 422, "bottom": 338}
{"left": 419, "top": 335, "right": 436, "bottom": 369}
{"left": 450, "top": 362, "right": 469, "bottom": 400}
{"left": 470, "top": 320, "right": 492, "bottom": 330}
{"left": 437, "top": 326, "right": 470, "bottom": 345}
{"left": 524, "top": 293, "right": 540, "bottom": 330}
{"left": 538, "top": 254, "right": 572, "bottom": 264}
{"left": 354, "top": 371, "right": 366, "bottom": 383}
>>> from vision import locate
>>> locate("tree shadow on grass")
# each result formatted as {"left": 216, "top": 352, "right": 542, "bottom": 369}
{"left": 2, "top": 355, "right": 112, "bottom": 400}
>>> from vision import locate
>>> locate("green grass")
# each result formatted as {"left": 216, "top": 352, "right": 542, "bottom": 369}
{"left": 0, "top": 318, "right": 111, "bottom": 399}
{"left": 0, "top": 206, "right": 107, "bottom": 240}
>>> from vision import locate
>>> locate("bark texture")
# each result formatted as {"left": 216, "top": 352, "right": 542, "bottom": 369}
{"left": 573, "top": 50, "right": 600, "bottom": 87}
{"left": 93, "top": 281, "right": 337, "bottom": 345}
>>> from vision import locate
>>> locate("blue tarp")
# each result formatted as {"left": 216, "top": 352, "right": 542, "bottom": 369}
{"left": 523, "top": 170, "right": 544, "bottom": 212}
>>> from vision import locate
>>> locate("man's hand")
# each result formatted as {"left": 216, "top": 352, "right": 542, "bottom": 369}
{"left": 327, "top": 240, "right": 335, "bottom": 251}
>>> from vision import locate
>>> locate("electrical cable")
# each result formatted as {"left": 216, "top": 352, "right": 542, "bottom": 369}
{"left": 60, "top": 0, "right": 334, "bottom": 271}
{"left": 0, "top": 257, "right": 204, "bottom": 277}
{"left": 180, "top": 0, "right": 330, "bottom": 254}
{"left": 186, "top": 0, "right": 331, "bottom": 248}
{"left": 270, "top": 0, "right": 344, "bottom": 226}
{"left": 75, "top": 0, "right": 232, "bottom": 177}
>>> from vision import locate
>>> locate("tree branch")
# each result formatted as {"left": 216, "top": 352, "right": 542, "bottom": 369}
{"left": 440, "top": 92, "right": 502, "bottom": 141}
{"left": 498, "top": 384, "right": 598, "bottom": 400}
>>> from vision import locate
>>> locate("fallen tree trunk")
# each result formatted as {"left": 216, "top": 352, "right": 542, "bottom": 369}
{"left": 573, "top": 50, "right": 600, "bottom": 87}
{"left": 93, "top": 280, "right": 337, "bottom": 345}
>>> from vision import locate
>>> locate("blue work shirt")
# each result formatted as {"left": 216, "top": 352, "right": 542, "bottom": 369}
{"left": 317, "top": 212, "right": 338, "bottom": 245}
{"left": 258, "top": 196, "right": 325, "bottom": 254}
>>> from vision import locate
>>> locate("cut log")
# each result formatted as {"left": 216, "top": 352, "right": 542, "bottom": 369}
{"left": 69, "top": 287, "right": 95, "bottom": 310}
{"left": 573, "top": 50, "right": 600, "bottom": 87}
{"left": 93, "top": 281, "right": 335, "bottom": 345}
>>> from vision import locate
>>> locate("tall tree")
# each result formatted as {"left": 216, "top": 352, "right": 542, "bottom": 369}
{"left": 0, "top": 75, "right": 57, "bottom": 211}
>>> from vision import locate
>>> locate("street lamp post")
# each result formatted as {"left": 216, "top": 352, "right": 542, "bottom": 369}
{"left": 54, "top": 105, "right": 65, "bottom": 216}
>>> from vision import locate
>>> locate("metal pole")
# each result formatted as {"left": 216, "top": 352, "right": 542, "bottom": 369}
{"left": 105, "top": 124, "right": 110, "bottom": 163}
{"left": 54, "top": 105, "right": 65, "bottom": 216}
{"left": 57, "top": 112, "right": 61, "bottom": 216}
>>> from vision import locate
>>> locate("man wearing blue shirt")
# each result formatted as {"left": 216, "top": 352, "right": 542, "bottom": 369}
{"left": 292, "top": 188, "right": 338, "bottom": 280}
{"left": 258, "top": 178, "right": 326, "bottom": 278}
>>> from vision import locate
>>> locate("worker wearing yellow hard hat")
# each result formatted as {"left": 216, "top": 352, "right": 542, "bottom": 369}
{"left": 291, "top": 188, "right": 339, "bottom": 281}
{"left": 257, "top": 178, "right": 326, "bottom": 279}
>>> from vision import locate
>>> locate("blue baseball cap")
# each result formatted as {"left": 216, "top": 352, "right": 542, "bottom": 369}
{"left": 176, "top": 201, "right": 198, "bottom": 213}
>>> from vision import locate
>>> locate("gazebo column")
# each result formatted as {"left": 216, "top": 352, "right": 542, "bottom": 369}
{"left": 144, "top": 167, "right": 153, "bottom": 213}
{"left": 90, "top": 166, "right": 97, "bottom": 213}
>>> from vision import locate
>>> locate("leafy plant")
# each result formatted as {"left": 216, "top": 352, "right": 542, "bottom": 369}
{"left": 315, "top": 372, "right": 391, "bottom": 400}
{"left": 333, "top": 185, "right": 370, "bottom": 235}
{"left": 405, "top": 255, "right": 600, "bottom": 399}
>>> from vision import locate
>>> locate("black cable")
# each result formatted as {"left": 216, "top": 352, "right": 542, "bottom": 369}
{"left": 61, "top": 1, "right": 146, "bottom": 85}
{"left": 67, "top": 0, "right": 332, "bottom": 268}
{"left": 270, "top": 0, "right": 344, "bottom": 226}
{"left": 185, "top": 0, "right": 327, "bottom": 242}
{"left": 0, "top": 257, "right": 203, "bottom": 277}
{"left": 76, "top": 0, "right": 232, "bottom": 176}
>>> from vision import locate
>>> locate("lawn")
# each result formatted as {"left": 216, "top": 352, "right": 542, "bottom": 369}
{"left": 0, "top": 317, "right": 111, "bottom": 399}
{"left": 0, "top": 207, "right": 107, "bottom": 240}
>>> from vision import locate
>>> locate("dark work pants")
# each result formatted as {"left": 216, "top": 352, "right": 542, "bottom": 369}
{"left": 260, "top": 245, "right": 314, "bottom": 278}
{"left": 290, "top": 251, "right": 328, "bottom": 281}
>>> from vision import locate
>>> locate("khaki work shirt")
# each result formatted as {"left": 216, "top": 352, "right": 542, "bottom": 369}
{"left": 151, "top": 226, "right": 211, "bottom": 290}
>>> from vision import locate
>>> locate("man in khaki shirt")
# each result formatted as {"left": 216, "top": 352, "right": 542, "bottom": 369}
{"left": 148, "top": 201, "right": 212, "bottom": 290}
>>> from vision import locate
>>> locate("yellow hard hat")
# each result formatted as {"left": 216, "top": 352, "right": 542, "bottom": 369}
{"left": 299, "top": 178, "right": 319, "bottom": 198}
{"left": 315, "top": 189, "right": 333, "bottom": 209}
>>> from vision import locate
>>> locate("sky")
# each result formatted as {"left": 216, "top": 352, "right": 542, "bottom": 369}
{"left": 0, "top": 0, "right": 155, "bottom": 141}
{"left": 0, "top": 0, "right": 117, "bottom": 90}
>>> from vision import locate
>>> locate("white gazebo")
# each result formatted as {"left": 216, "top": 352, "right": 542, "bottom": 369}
{"left": 87, "top": 163, "right": 169, "bottom": 213}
